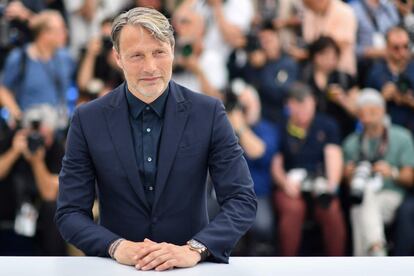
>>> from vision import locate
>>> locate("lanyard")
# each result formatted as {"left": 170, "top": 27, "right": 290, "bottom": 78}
{"left": 358, "top": 128, "right": 388, "bottom": 162}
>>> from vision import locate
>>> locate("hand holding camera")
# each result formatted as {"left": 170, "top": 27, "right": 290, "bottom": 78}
{"left": 350, "top": 161, "right": 387, "bottom": 204}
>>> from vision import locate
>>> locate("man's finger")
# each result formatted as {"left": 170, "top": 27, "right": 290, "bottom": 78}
{"left": 139, "top": 253, "right": 172, "bottom": 271}
{"left": 155, "top": 259, "right": 177, "bottom": 271}
{"left": 138, "top": 248, "right": 165, "bottom": 267}
{"left": 133, "top": 243, "right": 163, "bottom": 263}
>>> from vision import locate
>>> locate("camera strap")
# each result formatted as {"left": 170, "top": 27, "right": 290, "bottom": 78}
{"left": 358, "top": 128, "right": 389, "bottom": 162}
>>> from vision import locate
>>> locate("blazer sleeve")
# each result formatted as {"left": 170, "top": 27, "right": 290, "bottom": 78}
{"left": 192, "top": 99, "right": 257, "bottom": 263}
{"left": 55, "top": 108, "right": 121, "bottom": 256}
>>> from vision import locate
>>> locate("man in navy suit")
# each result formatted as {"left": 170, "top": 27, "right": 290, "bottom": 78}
{"left": 55, "top": 7, "right": 256, "bottom": 271}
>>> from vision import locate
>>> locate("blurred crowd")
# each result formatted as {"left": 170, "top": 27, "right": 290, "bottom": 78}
{"left": 1, "top": 0, "right": 414, "bottom": 257}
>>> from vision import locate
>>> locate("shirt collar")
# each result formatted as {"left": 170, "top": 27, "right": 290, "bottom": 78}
{"left": 125, "top": 84, "right": 169, "bottom": 119}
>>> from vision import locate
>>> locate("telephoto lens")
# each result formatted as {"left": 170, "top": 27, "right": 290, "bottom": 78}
{"left": 350, "top": 161, "right": 372, "bottom": 204}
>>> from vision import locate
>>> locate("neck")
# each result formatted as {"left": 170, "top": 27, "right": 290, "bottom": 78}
{"left": 364, "top": 123, "right": 384, "bottom": 138}
{"left": 33, "top": 40, "right": 55, "bottom": 60}
{"left": 366, "top": 0, "right": 379, "bottom": 8}
{"left": 387, "top": 58, "right": 407, "bottom": 74}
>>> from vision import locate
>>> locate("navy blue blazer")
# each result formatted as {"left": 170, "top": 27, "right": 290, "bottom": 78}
{"left": 55, "top": 81, "right": 257, "bottom": 263}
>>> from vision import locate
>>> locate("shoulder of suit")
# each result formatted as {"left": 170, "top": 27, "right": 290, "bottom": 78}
{"left": 171, "top": 81, "right": 222, "bottom": 108}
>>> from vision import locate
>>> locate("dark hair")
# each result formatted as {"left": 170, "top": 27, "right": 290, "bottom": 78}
{"left": 308, "top": 36, "right": 340, "bottom": 61}
{"left": 287, "top": 82, "right": 314, "bottom": 102}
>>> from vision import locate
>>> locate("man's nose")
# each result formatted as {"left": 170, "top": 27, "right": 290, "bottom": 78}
{"left": 143, "top": 56, "right": 157, "bottom": 73}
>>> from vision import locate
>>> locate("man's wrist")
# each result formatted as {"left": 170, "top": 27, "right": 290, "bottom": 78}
{"left": 108, "top": 238, "right": 125, "bottom": 259}
{"left": 187, "top": 239, "right": 210, "bottom": 262}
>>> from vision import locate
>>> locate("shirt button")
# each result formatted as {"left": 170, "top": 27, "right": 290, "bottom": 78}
{"left": 146, "top": 128, "right": 151, "bottom": 133}
{"left": 148, "top": 186, "right": 154, "bottom": 191}
{"left": 147, "top": 157, "right": 152, "bottom": 162}
{"left": 145, "top": 106, "right": 150, "bottom": 111}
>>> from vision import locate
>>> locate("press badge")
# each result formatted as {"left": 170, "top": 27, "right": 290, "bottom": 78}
{"left": 14, "top": 202, "right": 38, "bottom": 237}
{"left": 275, "top": 70, "right": 288, "bottom": 84}
{"left": 372, "top": 32, "right": 385, "bottom": 49}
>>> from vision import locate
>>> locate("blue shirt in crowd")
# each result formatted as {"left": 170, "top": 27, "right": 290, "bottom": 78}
{"left": 1, "top": 46, "right": 74, "bottom": 111}
{"left": 366, "top": 59, "right": 414, "bottom": 133}
{"left": 243, "top": 55, "right": 298, "bottom": 124}
{"left": 245, "top": 120, "right": 279, "bottom": 197}
{"left": 350, "top": 0, "right": 399, "bottom": 57}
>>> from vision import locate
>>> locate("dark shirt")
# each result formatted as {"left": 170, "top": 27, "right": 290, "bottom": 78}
{"left": 302, "top": 64, "right": 357, "bottom": 139}
{"left": 243, "top": 55, "right": 298, "bottom": 124}
{"left": 366, "top": 59, "right": 414, "bottom": 134}
{"left": 279, "top": 114, "right": 340, "bottom": 175}
{"left": 125, "top": 86, "right": 169, "bottom": 207}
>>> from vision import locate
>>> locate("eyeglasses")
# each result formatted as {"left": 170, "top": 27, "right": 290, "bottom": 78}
{"left": 391, "top": 44, "right": 409, "bottom": 51}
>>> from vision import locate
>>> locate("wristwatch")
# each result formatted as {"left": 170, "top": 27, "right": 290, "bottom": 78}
{"left": 187, "top": 239, "right": 210, "bottom": 262}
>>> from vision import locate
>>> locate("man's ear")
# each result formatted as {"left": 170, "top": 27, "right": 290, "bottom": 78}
{"left": 113, "top": 47, "right": 123, "bottom": 69}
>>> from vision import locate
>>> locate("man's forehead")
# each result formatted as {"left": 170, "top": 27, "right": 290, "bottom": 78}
{"left": 119, "top": 24, "right": 170, "bottom": 47}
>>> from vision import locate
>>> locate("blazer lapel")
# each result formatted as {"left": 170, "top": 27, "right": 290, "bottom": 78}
{"left": 103, "top": 84, "right": 150, "bottom": 212}
{"left": 153, "top": 82, "right": 190, "bottom": 212}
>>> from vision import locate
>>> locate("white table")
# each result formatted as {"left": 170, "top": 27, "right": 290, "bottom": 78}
{"left": 1, "top": 256, "right": 413, "bottom": 276}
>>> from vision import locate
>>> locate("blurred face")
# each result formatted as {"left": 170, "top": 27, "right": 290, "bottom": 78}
{"left": 386, "top": 30, "right": 410, "bottom": 65}
{"left": 303, "top": 0, "right": 330, "bottom": 13}
{"left": 45, "top": 15, "right": 67, "bottom": 48}
{"left": 259, "top": 29, "right": 280, "bottom": 59}
{"left": 314, "top": 47, "right": 339, "bottom": 72}
{"left": 358, "top": 105, "right": 385, "bottom": 130}
{"left": 114, "top": 25, "right": 174, "bottom": 103}
{"left": 136, "top": 0, "right": 162, "bottom": 10}
{"left": 288, "top": 96, "right": 316, "bottom": 127}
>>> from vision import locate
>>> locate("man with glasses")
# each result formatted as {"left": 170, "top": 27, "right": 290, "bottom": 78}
{"left": 366, "top": 27, "right": 414, "bottom": 134}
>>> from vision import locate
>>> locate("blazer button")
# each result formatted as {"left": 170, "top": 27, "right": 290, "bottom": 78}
{"left": 152, "top": 217, "right": 158, "bottom": 224}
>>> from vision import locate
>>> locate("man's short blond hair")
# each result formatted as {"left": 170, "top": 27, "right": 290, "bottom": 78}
{"left": 111, "top": 7, "right": 175, "bottom": 53}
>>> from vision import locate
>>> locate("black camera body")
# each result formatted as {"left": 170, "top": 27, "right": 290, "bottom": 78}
{"left": 301, "top": 175, "right": 333, "bottom": 209}
{"left": 27, "top": 120, "right": 44, "bottom": 153}
{"left": 396, "top": 73, "right": 413, "bottom": 95}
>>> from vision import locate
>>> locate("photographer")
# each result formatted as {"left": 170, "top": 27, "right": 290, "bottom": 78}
{"left": 271, "top": 83, "right": 346, "bottom": 256}
{"left": 0, "top": 10, "right": 73, "bottom": 129}
{"left": 343, "top": 89, "right": 414, "bottom": 256}
{"left": 366, "top": 27, "right": 414, "bottom": 134}
{"left": 0, "top": 104, "right": 66, "bottom": 255}
{"left": 240, "top": 23, "right": 298, "bottom": 124}
{"left": 77, "top": 17, "right": 124, "bottom": 103}
{"left": 226, "top": 79, "right": 279, "bottom": 255}
{"left": 171, "top": 5, "right": 223, "bottom": 99}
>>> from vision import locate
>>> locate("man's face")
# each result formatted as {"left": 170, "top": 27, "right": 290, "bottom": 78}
{"left": 45, "top": 15, "right": 67, "bottom": 49}
{"left": 114, "top": 25, "right": 174, "bottom": 102}
{"left": 358, "top": 105, "right": 385, "bottom": 130}
{"left": 386, "top": 31, "right": 410, "bottom": 64}
{"left": 288, "top": 96, "right": 316, "bottom": 126}
{"left": 314, "top": 47, "right": 339, "bottom": 72}
{"left": 258, "top": 29, "right": 280, "bottom": 59}
{"left": 303, "top": 0, "right": 328, "bottom": 13}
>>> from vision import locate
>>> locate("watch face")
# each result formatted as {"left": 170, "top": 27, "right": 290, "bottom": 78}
{"left": 189, "top": 239, "right": 205, "bottom": 250}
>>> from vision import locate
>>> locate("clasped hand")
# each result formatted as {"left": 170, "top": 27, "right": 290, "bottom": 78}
{"left": 113, "top": 238, "right": 201, "bottom": 271}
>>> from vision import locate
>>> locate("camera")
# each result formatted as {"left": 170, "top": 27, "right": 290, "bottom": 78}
{"left": 27, "top": 120, "right": 44, "bottom": 153}
{"left": 302, "top": 175, "right": 333, "bottom": 209}
{"left": 350, "top": 161, "right": 383, "bottom": 204}
{"left": 396, "top": 73, "right": 413, "bottom": 95}
{"left": 102, "top": 36, "right": 113, "bottom": 53}
{"left": 287, "top": 169, "right": 334, "bottom": 208}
